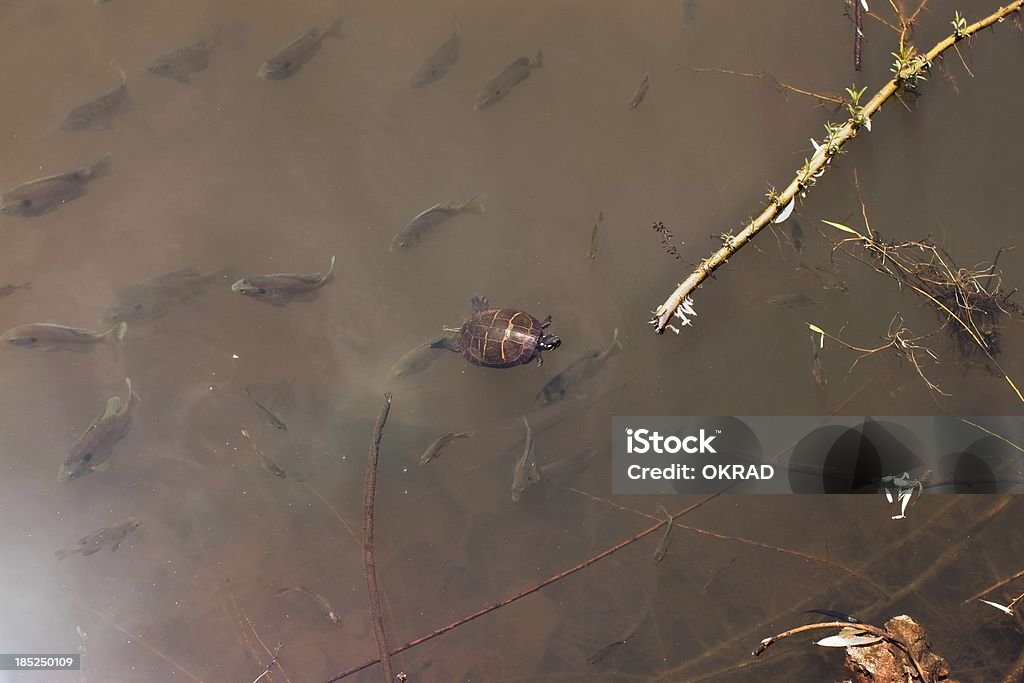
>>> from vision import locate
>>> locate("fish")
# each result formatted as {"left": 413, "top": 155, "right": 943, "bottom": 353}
{"left": 258, "top": 18, "right": 343, "bottom": 80}
{"left": 419, "top": 431, "right": 474, "bottom": 465}
{"left": 811, "top": 334, "right": 827, "bottom": 389}
{"left": 474, "top": 49, "right": 542, "bottom": 110}
{"left": 274, "top": 586, "right": 340, "bottom": 625}
{"left": 652, "top": 504, "right": 674, "bottom": 563}
{"left": 539, "top": 447, "right": 596, "bottom": 486}
{"left": 101, "top": 267, "right": 233, "bottom": 325}
{"left": 0, "top": 282, "right": 31, "bottom": 299}
{"left": 587, "top": 632, "right": 637, "bottom": 665}
{"left": 535, "top": 328, "right": 622, "bottom": 407}
{"left": 587, "top": 211, "right": 603, "bottom": 260}
{"left": 767, "top": 293, "right": 823, "bottom": 308}
{"left": 796, "top": 263, "right": 848, "bottom": 292}
{"left": 0, "top": 153, "right": 112, "bottom": 217}
{"left": 410, "top": 15, "right": 460, "bottom": 88}
{"left": 231, "top": 255, "right": 335, "bottom": 306}
{"left": 788, "top": 217, "right": 806, "bottom": 253}
{"left": 511, "top": 416, "right": 541, "bottom": 502}
{"left": 59, "top": 378, "right": 140, "bottom": 482}
{"left": 61, "top": 64, "right": 130, "bottom": 130}
{"left": 390, "top": 196, "right": 484, "bottom": 251}
{"left": 55, "top": 518, "right": 140, "bottom": 560}
{"left": 627, "top": 66, "right": 650, "bottom": 109}
{"left": 240, "top": 429, "right": 287, "bottom": 478}
{"left": 245, "top": 381, "right": 289, "bottom": 431}
{"left": 2, "top": 321, "right": 126, "bottom": 352}
{"left": 391, "top": 335, "right": 451, "bottom": 378}
{"left": 147, "top": 26, "right": 222, "bottom": 84}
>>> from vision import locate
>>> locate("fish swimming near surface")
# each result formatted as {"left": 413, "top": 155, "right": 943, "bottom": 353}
{"left": 274, "top": 586, "right": 340, "bottom": 625}
{"left": 511, "top": 416, "right": 541, "bottom": 502}
{"left": 419, "top": 431, "right": 474, "bottom": 465}
{"left": 788, "top": 217, "right": 806, "bottom": 253}
{"left": 240, "top": 429, "right": 288, "bottom": 478}
{"left": 2, "top": 321, "right": 126, "bottom": 352}
{"left": 627, "top": 65, "right": 650, "bottom": 109}
{"left": 796, "top": 263, "right": 848, "bottom": 292}
{"left": 535, "top": 328, "right": 622, "bottom": 407}
{"left": 147, "top": 26, "right": 222, "bottom": 83}
{"left": 55, "top": 518, "right": 140, "bottom": 560}
{"left": 231, "top": 255, "right": 335, "bottom": 306}
{"left": 59, "top": 378, "right": 140, "bottom": 482}
{"left": 245, "top": 381, "right": 289, "bottom": 431}
{"left": 390, "top": 196, "right": 484, "bottom": 251}
{"left": 410, "top": 15, "right": 460, "bottom": 87}
{"left": 474, "top": 50, "right": 542, "bottom": 110}
{"left": 587, "top": 211, "right": 603, "bottom": 261}
{"left": 767, "top": 293, "right": 824, "bottom": 308}
{"left": 391, "top": 335, "right": 451, "bottom": 378}
{"left": 0, "top": 282, "right": 31, "bottom": 300}
{"left": 101, "top": 267, "right": 233, "bottom": 325}
{"left": 61, "top": 63, "right": 130, "bottom": 130}
{"left": 258, "top": 18, "right": 343, "bottom": 80}
{"left": 0, "top": 153, "right": 112, "bottom": 217}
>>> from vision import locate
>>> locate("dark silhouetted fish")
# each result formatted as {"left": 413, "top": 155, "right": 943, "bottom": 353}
{"left": 61, "top": 64, "right": 130, "bottom": 130}
{"left": 147, "top": 26, "right": 222, "bottom": 84}
{"left": 419, "top": 431, "right": 474, "bottom": 464}
{"left": 410, "top": 15, "right": 460, "bottom": 87}
{"left": 0, "top": 282, "right": 30, "bottom": 300}
{"left": 0, "top": 153, "right": 111, "bottom": 217}
{"left": 788, "top": 217, "right": 806, "bottom": 253}
{"left": 59, "top": 378, "right": 140, "bottom": 481}
{"left": 245, "top": 380, "right": 289, "bottom": 431}
{"left": 511, "top": 416, "right": 541, "bottom": 502}
{"left": 101, "top": 267, "right": 233, "bottom": 325}
{"left": 627, "top": 66, "right": 649, "bottom": 109}
{"left": 796, "top": 263, "right": 848, "bottom": 292}
{"left": 2, "top": 321, "right": 126, "bottom": 352}
{"left": 55, "top": 518, "right": 140, "bottom": 560}
{"left": 240, "top": 429, "right": 287, "bottom": 478}
{"left": 390, "top": 196, "right": 484, "bottom": 251}
{"left": 391, "top": 335, "right": 451, "bottom": 378}
{"left": 258, "top": 19, "right": 343, "bottom": 80}
{"left": 231, "top": 255, "right": 335, "bottom": 306}
{"left": 474, "top": 50, "right": 542, "bottom": 110}
{"left": 767, "top": 293, "right": 823, "bottom": 308}
{"left": 535, "top": 328, "right": 621, "bottom": 407}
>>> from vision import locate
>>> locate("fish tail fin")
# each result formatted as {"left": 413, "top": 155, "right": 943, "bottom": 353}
{"left": 608, "top": 327, "right": 623, "bottom": 355}
{"left": 105, "top": 321, "right": 128, "bottom": 344}
{"left": 323, "top": 255, "right": 337, "bottom": 281}
{"left": 88, "top": 153, "right": 114, "bottom": 181}
{"left": 109, "top": 60, "right": 127, "bottom": 85}
{"left": 55, "top": 548, "right": 74, "bottom": 561}
{"left": 531, "top": 49, "right": 543, "bottom": 68}
{"left": 125, "top": 377, "right": 141, "bottom": 406}
{"left": 324, "top": 17, "right": 344, "bottom": 39}
{"left": 461, "top": 195, "right": 485, "bottom": 214}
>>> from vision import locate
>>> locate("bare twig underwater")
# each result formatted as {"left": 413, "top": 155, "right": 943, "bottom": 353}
{"left": 651, "top": 1, "right": 1023, "bottom": 335}
{"left": 363, "top": 393, "right": 395, "bottom": 682}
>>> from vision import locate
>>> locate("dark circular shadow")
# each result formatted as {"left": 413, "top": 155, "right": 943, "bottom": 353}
{"left": 671, "top": 416, "right": 762, "bottom": 494}
{"left": 935, "top": 435, "right": 1012, "bottom": 493}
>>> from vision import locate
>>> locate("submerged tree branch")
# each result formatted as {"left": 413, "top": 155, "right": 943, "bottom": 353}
{"left": 651, "top": 0, "right": 1023, "bottom": 334}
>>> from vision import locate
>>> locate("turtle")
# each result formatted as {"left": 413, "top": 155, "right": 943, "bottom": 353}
{"left": 431, "top": 296, "right": 561, "bottom": 368}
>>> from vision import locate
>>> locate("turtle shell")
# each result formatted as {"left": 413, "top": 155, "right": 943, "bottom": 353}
{"left": 458, "top": 308, "right": 544, "bottom": 368}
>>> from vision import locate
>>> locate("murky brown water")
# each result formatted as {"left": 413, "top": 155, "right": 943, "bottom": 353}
{"left": 1, "top": 0, "right": 1022, "bottom": 681}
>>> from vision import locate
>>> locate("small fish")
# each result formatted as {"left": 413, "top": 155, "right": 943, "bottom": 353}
{"left": 391, "top": 335, "right": 450, "bottom": 378}
{"left": 535, "top": 328, "right": 622, "bottom": 407}
{"left": 101, "top": 267, "right": 233, "bottom": 325}
{"left": 390, "top": 196, "right": 485, "bottom": 251}
{"left": 652, "top": 504, "right": 674, "bottom": 563}
{"left": 680, "top": 0, "right": 698, "bottom": 24}
{"left": 539, "top": 447, "right": 596, "bottom": 486}
{"left": 258, "top": 18, "right": 343, "bottom": 80}
{"left": 410, "top": 15, "right": 460, "bottom": 87}
{"left": 245, "top": 381, "right": 289, "bottom": 431}
{"left": 587, "top": 211, "right": 603, "bottom": 260}
{"left": 231, "top": 255, "right": 335, "bottom": 306}
{"left": 474, "top": 50, "right": 542, "bottom": 110}
{"left": 419, "top": 431, "right": 474, "bottom": 465}
{"left": 147, "top": 26, "right": 222, "bottom": 84}
{"left": 2, "top": 321, "right": 126, "bottom": 352}
{"left": 788, "top": 217, "right": 806, "bottom": 253}
{"left": 274, "top": 586, "right": 340, "bottom": 625}
{"left": 811, "top": 334, "right": 827, "bottom": 388}
{"left": 627, "top": 66, "right": 650, "bottom": 110}
{"left": 767, "top": 293, "right": 823, "bottom": 308}
{"left": 796, "top": 263, "right": 848, "bottom": 292}
{"left": 61, "top": 64, "right": 130, "bottom": 130}
{"left": 0, "top": 153, "right": 112, "bottom": 217}
{"left": 59, "top": 378, "right": 140, "bottom": 482}
{"left": 511, "top": 416, "right": 541, "bottom": 502}
{"left": 0, "top": 282, "right": 31, "bottom": 299}
{"left": 55, "top": 518, "right": 140, "bottom": 560}
{"left": 240, "top": 429, "right": 287, "bottom": 478}
{"left": 587, "top": 632, "right": 637, "bottom": 665}
{"left": 805, "top": 609, "right": 861, "bottom": 624}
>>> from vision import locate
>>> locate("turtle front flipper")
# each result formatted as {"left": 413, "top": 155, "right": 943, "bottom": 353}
{"left": 470, "top": 295, "right": 489, "bottom": 312}
{"left": 430, "top": 333, "right": 461, "bottom": 353}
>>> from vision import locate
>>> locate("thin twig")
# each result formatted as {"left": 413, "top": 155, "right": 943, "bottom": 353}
{"left": 364, "top": 393, "right": 395, "bottom": 683}
{"left": 855, "top": 0, "right": 864, "bottom": 71}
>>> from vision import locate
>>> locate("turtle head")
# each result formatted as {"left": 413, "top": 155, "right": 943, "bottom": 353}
{"left": 538, "top": 334, "right": 561, "bottom": 352}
